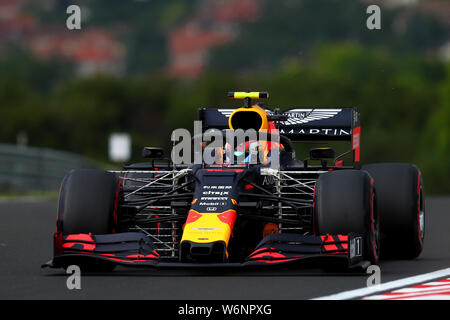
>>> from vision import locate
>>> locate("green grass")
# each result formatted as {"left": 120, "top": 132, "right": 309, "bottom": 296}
{"left": 0, "top": 191, "right": 59, "bottom": 201}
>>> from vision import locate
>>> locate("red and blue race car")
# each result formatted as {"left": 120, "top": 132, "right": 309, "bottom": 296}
{"left": 43, "top": 92, "right": 425, "bottom": 272}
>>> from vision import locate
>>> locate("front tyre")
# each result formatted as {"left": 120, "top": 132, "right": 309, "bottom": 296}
{"left": 56, "top": 169, "right": 121, "bottom": 271}
{"left": 314, "top": 170, "right": 379, "bottom": 265}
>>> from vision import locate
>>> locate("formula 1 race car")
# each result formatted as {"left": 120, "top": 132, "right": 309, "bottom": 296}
{"left": 43, "top": 92, "right": 425, "bottom": 272}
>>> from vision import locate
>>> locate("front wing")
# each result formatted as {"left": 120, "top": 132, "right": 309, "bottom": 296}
{"left": 43, "top": 232, "right": 370, "bottom": 270}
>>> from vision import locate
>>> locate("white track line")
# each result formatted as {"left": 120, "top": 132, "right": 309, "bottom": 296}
{"left": 312, "top": 267, "right": 450, "bottom": 300}
{"left": 362, "top": 285, "right": 450, "bottom": 300}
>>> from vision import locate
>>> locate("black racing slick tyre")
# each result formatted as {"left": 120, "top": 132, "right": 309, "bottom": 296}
{"left": 362, "top": 163, "right": 424, "bottom": 259}
{"left": 56, "top": 169, "right": 121, "bottom": 271}
{"left": 57, "top": 169, "right": 120, "bottom": 234}
{"left": 313, "top": 170, "right": 379, "bottom": 265}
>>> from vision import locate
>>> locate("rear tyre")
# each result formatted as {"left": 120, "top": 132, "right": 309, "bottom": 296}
{"left": 56, "top": 169, "right": 120, "bottom": 271}
{"left": 314, "top": 170, "right": 379, "bottom": 265}
{"left": 362, "top": 163, "right": 424, "bottom": 259}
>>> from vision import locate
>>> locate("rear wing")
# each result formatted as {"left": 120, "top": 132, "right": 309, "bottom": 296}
{"left": 198, "top": 107, "right": 361, "bottom": 162}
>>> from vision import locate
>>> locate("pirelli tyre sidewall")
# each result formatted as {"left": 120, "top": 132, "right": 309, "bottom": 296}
{"left": 362, "top": 163, "right": 424, "bottom": 259}
{"left": 57, "top": 169, "right": 120, "bottom": 234}
{"left": 314, "top": 170, "right": 379, "bottom": 265}
{"left": 56, "top": 169, "right": 121, "bottom": 271}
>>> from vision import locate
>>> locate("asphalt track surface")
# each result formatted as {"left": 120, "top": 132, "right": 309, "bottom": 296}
{"left": 0, "top": 197, "right": 449, "bottom": 300}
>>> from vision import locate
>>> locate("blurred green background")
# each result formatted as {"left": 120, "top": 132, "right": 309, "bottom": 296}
{"left": 0, "top": 0, "right": 449, "bottom": 193}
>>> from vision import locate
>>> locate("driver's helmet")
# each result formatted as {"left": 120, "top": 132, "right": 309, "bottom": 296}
{"left": 226, "top": 104, "right": 283, "bottom": 164}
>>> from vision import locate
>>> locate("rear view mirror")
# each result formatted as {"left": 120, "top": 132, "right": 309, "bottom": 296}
{"left": 310, "top": 147, "right": 335, "bottom": 160}
{"left": 142, "top": 147, "right": 164, "bottom": 159}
